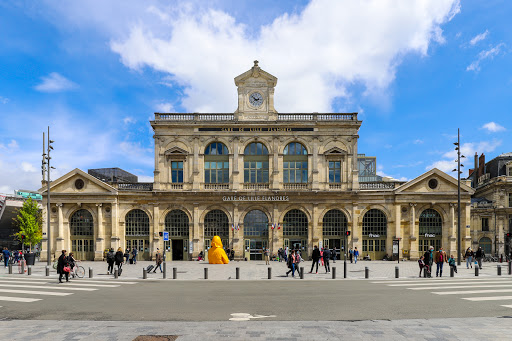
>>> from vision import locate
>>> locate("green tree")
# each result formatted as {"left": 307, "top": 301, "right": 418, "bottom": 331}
{"left": 12, "top": 197, "right": 43, "bottom": 252}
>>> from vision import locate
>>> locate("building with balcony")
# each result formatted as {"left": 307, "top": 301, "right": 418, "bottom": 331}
{"left": 39, "top": 61, "right": 474, "bottom": 262}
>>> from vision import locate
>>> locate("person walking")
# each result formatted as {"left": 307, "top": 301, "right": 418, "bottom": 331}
{"left": 332, "top": 248, "right": 337, "bottom": 263}
{"left": 448, "top": 254, "right": 457, "bottom": 274}
{"left": 353, "top": 247, "right": 359, "bottom": 264}
{"left": 286, "top": 250, "right": 298, "bottom": 277}
{"left": 435, "top": 247, "right": 448, "bottom": 277}
{"left": 464, "top": 247, "right": 474, "bottom": 269}
{"left": 131, "top": 247, "right": 138, "bottom": 265}
{"left": 57, "top": 250, "right": 70, "bottom": 283}
{"left": 2, "top": 247, "right": 9, "bottom": 268}
{"left": 418, "top": 256, "right": 426, "bottom": 277}
{"left": 115, "top": 247, "right": 124, "bottom": 275}
{"left": 106, "top": 248, "right": 115, "bottom": 275}
{"left": 320, "top": 248, "right": 324, "bottom": 266}
{"left": 475, "top": 247, "right": 484, "bottom": 270}
{"left": 153, "top": 249, "right": 163, "bottom": 273}
{"left": 309, "top": 246, "right": 321, "bottom": 273}
{"left": 264, "top": 248, "right": 270, "bottom": 265}
{"left": 349, "top": 248, "right": 353, "bottom": 263}
{"left": 124, "top": 248, "right": 130, "bottom": 264}
{"left": 323, "top": 247, "right": 331, "bottom": 273}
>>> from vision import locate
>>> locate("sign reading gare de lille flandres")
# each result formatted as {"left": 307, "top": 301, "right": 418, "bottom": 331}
{"left": 222, "top": 195, "right": 290, "bottom": 202}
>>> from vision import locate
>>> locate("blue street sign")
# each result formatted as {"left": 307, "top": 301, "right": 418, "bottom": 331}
{"left": 163, "top": 231, "right": 169, "bottom": 241}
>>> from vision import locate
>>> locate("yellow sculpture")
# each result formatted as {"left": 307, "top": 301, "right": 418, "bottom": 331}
{"left": 208, "top": 235, "right": 229, "bottom": 264}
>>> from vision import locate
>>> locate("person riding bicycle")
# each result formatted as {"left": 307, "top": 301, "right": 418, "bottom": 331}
{"left": 68, "top": 252, "right": 77, "bottom": 269}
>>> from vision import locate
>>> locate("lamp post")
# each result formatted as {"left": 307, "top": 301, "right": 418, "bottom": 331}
{"left": 42, "top": 127, "right": 55, "bottom": 266}
{"left": 452, "top": 129, "right": 465, "bottom": 266}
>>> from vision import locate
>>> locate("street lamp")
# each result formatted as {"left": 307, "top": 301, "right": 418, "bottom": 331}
{"left": 452, "top": 128, "right": 465, "bottom": 266}
{"left": 42, "top": 126, "right": 55, "bottom": 266}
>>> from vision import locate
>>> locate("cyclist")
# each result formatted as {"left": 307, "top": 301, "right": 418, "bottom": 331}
{"left": 68, "top": 252, "right": 77, "bottom": 277}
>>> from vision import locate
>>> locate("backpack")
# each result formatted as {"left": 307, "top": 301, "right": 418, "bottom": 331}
{"left": 107, "top": 252, "right": 114, "bottom": 262}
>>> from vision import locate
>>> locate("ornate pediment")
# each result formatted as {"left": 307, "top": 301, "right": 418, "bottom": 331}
{"left": 164, "top": 146, "right": 188, "bottom": 157}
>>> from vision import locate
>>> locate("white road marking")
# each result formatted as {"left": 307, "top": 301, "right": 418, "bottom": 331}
{"left": 0, "top": 277, "right": 136, "bottom": 284}
{"left": 433, "top": 289, "right": 512, "bottom": 295}
{"left": 0, "top": 289, "right": 73, "bottom": 296}
{"left": 501, "top": 305, "right": 512, "bottom": 308}
{"left": 388, "top": 281, "right": 510, "bottom": 287}
{"left": 0, "top": 280, "right": 48, "bottom": 285}
{"left": 372, "top": 278, "right": 511, "bottom": 284}
{"left": 0, "top": 296, "right": 41, "bottom": 303}
{"left": 462, "top": 296, "right": 512, "bottom": 301}
{"left": 0, "top": 283, "right": 96, "bottom": 291}
{"left": 0, "top": 277, "right": 51, "bottom": 281}
{"left": 409, "top": 284, "right": 512, "bottom": 290}
{"left": 66, "top": 280, "right": 137, "bottom": 284}
{"left": 229, "top": 313, "right": 276, "bottom": 321}
{"left": 64, "top": 283, "right": 119, "bottom": 288}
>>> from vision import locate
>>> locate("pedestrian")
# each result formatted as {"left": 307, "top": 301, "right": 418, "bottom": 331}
{"left": 14, "top": 250, "right": 19, "bottom": 264}
{"left": 349, "top": 248, "right": 353, "bottom": 263}
{"left": 2, "top": 247, "right": 9, "bottom": 268}
{"left": 230, "top": 249, "right": 235, "bottom": 261}
{"left": 57, "top": 250, "right": 70, "bottom": 283}
{"left": 323, "top": 247, "right": 331, "bottom": 273}
{"left": 320, "top": 248, "right": 324, "bottom": 266}
{"left": 353, "top": 247, "right": 359, "bottom": 263}
{"left": 435, "top": 247, "right": 448, "bottom": 277}
{"left": 115, "top": 247, "right": 124, "bottom": 275}
{"left": 106, "top": 248, "right": 115, "bottom": 274}
{"left": 309, "top": 245, "right": 321, "bottom": 273}
{"left": 286, "top": 250, "right": 298, "bottom": 277}
{"left": 131, "top": 247, "right": 138, "bottom": 264}
{"left": 124, "top": 248, "right": 130, "bottom": 264}
{"left": 153, "top": 248, "right": 163, "bottom": 273}
{"left": 448, "top": 254, "right": 457, "bottom": 274}
{"left": 475, "top": 247, "right": 484, "bottom": 269}
{"left": 198, "top": 250, "right": 204, "bottom": 261}
{"left": 67, "top": 252, "right": 78, "bottom": 278}
{"left": 418, "top": 255, "right": 426, "bottom": 277}
{"left": 264, "top": 248, "right": 270, "bottom": 265}
{"left": 332, "top": 248, "right": 336, "bottom": 263}
{"left": 464, "top": 247, "right": 474, "bottom": 269}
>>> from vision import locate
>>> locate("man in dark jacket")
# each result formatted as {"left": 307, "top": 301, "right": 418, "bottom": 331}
{"left": 475, "top": 247, "right": 484, "bottom": 270}
{"left": 57, "top": 250, "right": 69, "bottom": 283}
{"left": 106, "top": 248, "right": 115, "bottom": 274}
{"left": 309, "top": 246, "right": 321, "bottom": 274}
{"left": 323, "top": 248, "right": 332, "bottom": 273}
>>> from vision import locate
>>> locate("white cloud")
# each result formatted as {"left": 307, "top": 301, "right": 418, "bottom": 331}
{"left": 35, "top": 72, "right": 78, "bottom": 92}
{"left": 155, "top": 102, "right": 174, "bottom": 112}
{"left": 413, "top": 139, "right": 424, "bottom": 144}
{"left": 469, "top": 30, "right": 489, "bottom": 46}
{"left": 105, "top": 0, "right": 460, "bottom": 112}
{"left": 7, "top": 140, "right": 19, "bottom": 149}
{"left": 21, "top": 162, "right": 37, "bottom": 173}
{"left": 137, "top": 175, "right": 154, "bottom": 182}
{"left": 123, "top": 117, "right": 136, "bottom": 124}
{"left": 0, "top": 96, "right": 9, "bottom": 104}
{"left": 481, "top": 122, "right": 505, "bottom": 132}
{"left": 466, "top": 43, "right": 505, "bottom": 72}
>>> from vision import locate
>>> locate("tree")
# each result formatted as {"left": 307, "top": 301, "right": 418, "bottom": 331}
{"left": 12, "top": 198, "right": 43, "bottom": 252}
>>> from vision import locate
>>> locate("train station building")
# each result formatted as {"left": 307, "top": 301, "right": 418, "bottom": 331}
{"left": 39, "top": 61, "right": 474, "bottom": 262}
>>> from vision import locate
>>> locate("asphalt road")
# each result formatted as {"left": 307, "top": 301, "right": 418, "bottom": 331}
{"left": 3, "top": 279, "right": 512, "bottom": 321}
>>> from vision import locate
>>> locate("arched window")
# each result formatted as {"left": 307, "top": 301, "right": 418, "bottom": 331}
{"left": 244, "top": 142, "right": 269, "bottom": 183}
{"left": 70, "top": 209, "right": 94, "bottom": 236}
{"left": 125, "top": 209, "right": 150, "bottom": 236}
{"left": 243, "top": 210, "right": 269, "bottom": 237}
{"left": 362, "top": 209, "right": 387, "bottom": 236}
{"left": 283, "top": 142, "right": 308, "bottom": 183}
{"left": 419, "top": 209, "right": 442, "bottom": 235}
{"left": 322, "top": 209, "right": 347, "bottom": 236}
{"left": 479, "top": 237, "right": 492, "bottom": 255}
{"left": 205, "top": 142, "right": 229, "bottom": 183}
{"left": 204, "top": 209, "right": 229, "bottom": 239}
{"left": 283, "top": 209, "right": 308, "bottom": 237}
{"left": 164, "top": 210, "right": 189, "bottom": 237}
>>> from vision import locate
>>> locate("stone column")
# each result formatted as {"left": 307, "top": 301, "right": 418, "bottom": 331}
{"left": 153, "top": 136, "right": 161, "bottom": 190}
{"left": 409, "top": 203, "right": 418, "bottom": 259}
{"left": 463, "top": 203, "right": 472, "bottom": 251}
{"left": 55, "top": 203, "right": 64, "bottom": 251}
{"left": 232, "top": 137, "right": 240, "bottom": 190}
{"left": 449, "top": 203, "right": 456, "bottom": 257}
{"left": 271, "top": 137, "right": 280, "bottom": 190}
{"left": 351, "top": 138, "right": 359, "bottom": 190}
{"left": 232, "top": 204, "right": 241, "bottom": 255}
{"left": 310, "top": 204, "right": 318, "bottom": 257}
{"left": 193, "top": 204, "right": 201, "bottom": 258}
{"left": 95, "top": 204, "right": 104, "bottom": 261}
{"left": 193, "top": 137, "right": 200, "bottom": 190}
{"left": 112, "top": 201, "right": 120, "bottom": 250}
{"left": 351, "top": 204, "right": 359, "bottom": 249}
{"left": 312, "top": 138, "right": 319, "bottom": 190}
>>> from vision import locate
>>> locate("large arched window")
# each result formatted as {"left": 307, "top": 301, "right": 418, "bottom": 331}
{"left": 362, "top": 209, "right": 387, "bottom": 236}
{"left": 70, "top": 209, "right": 94, "bottom": 236}
{"left": 283, "top": 142, "right": 308, "bottom": 183}
{"left": 204, "top": 142, "right": 229, "bottom": 183}
{"left": 322, "top": 209, "right": 347, "bottom": 236}
{"left": 165, "top": 210, "right": 189, "bottom": 237}
{"left": 204, "top": 209, "right": 229, "bottom": 239}
{"left": 125, "top": 209, "right": 150, "bottom": 236}
{"left": 244, "top": 142, "right": 269, "bottom": 183}
{"left": 419, "top": 209, "right": 442, "bottom": 235}
{"left": 283, "top": 209, "right": 308, "bottom": 237}
{"left": 243, "top": 210, "right": 269, "bottom": 237}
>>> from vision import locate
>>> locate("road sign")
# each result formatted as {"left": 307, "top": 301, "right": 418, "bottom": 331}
{"left": 163, "top": 231, "right": 169, "bottom": 241}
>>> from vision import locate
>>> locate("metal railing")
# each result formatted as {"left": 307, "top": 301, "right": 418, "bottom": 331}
{"left": 359, "top": 182, "right": 398, "bottom": 190}
{"left": 243, "top": 183, "right": 270, "bottom": 190}
{"left": 204, "top": 183, "right": 229, "bottom": 190}
{"left": 117, "top": 183, "right": 154, "bottom": 191}
{"left": 154, "top": 113, "right": 357, "bottom": 121}
{"left": 283, "top": 183, "right": 308, "bottom": 190}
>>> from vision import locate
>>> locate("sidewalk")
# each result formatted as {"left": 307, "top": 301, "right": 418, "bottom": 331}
{"left": 2, "top": 259, "right": 510, "bottom": 281}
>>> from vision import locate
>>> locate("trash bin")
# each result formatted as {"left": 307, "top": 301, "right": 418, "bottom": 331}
{"left": 24, "top": 252, "right": 36, "bottom": 266}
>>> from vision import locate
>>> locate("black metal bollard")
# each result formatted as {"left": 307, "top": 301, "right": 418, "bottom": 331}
{"left": 498, "top": 265, "right": 502, "bottom": 276}
{"left": 450, "top": 267, "right": 454, "bottom": 277}
{"left": 204, "top": 267, "right": 208, "bottom": 279}
{"left": 475, "top": 266, "right": 479, "bottom": 276}
{"left": 89, "top": 267, "right": 93, "bottom": 278}
{"left": 344, "top": 260, "right": 347, "bottom": 278}
{"left": 46, "top": 266, "right": 50, "bottom": 276}
{"left": 332, "top": 267, "right": 336, "bottom": 279}
{"left": 268, "top": 267, "right": 272, "bottom": 279}
{"left": 143, "top": 268, "right": 147, "bottom": 279}
{"left": 163, "top": 263, "right": 167, "bottom": 279}
{"left": 8, "top": 263, "right": 12, "bottom": 274}
{"left": 27, "top": 265, "right": 32, "bottom": 276}
{"left": 114, "top": 269, "right": 118, "bottom": 279}
{"left": 236, "top": 267, "right": 240, "bottom": 279}
{"left": 509, "top": 261, "right": 511, "bottom": 275}
{"left": 300, "top": 267, "right": 304, "bottom": 279}
{"left": 173, "top": 267, "right": 177, "bottom": 280}
{"left": 395, "top": 266, "right": 399, "bottom": 279}
{"left": 365, "top": 267, "right": 369, "bottom": 279}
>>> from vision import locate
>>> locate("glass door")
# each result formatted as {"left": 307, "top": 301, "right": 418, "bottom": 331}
{"left": 71, "top": 239, "right": 94, "bottom": 261}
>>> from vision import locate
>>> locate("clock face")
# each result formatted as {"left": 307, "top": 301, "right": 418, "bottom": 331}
{"left": 249, "top": 92, "right": 263, "bottom": 107}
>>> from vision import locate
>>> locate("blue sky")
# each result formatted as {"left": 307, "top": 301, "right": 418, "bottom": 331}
{"left": 0, "top": 0, "right": 511, "bottom": 193}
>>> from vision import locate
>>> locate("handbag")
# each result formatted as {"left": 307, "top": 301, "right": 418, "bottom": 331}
{"left": 63, "top": 266, "right": 71, "bottom": 273}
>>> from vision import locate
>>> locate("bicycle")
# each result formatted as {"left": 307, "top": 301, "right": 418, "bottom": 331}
{"left": 70, "top": 264, "right": 85, "bottom": 278}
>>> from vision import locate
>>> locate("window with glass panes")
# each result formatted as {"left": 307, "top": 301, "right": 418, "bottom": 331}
{"left": 205, "top": 142, "right": 229, "bottom": 183}
{"left": 481, "top": 217, "right": 490, "bottom": 232}
{"left": 362, "top": 209, "right": 387, "bottom": 236}
{"left": 322, "top": 209, "right": 347, "bottom": 236}
{"left": 171, "top": 161, "right": 183, "bottom": 183}
{"left": 70, "top": 209, "right": 94, "bottom": 236}
{"left": 243, "top": 210, "right": 269, "bottom": 237}
{"left": 419, "top": 209, "right": 442, "bottom": 235}
{"left": 283, "top": 143, "right": 308, "bottom": 183}
{"left": 204, "top": 210, "right": 229, "bottom": 238}
{"left": 329, "top": 161, "right": 341, "bottom": 183}
{"left": 509, "top": 193, "right": 512, "bottom": 207}
{"left": 125, "top": 209, "right": 150, "bottom": 236}
{"left": 283, "top": 209, "right": 308, "bottom": 237}
{"left": 164, "top": 210, "right": 189, "bottom": 237}
{"left": 244, "top": 142, "right": 269, "bottom": 183}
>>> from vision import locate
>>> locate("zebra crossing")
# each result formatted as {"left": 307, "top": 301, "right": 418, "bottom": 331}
{"left": 0, "top": 276, "right": 137, "bottom": 306}
{"left": 372, "top": 277, "right": 512, "bottom": 310}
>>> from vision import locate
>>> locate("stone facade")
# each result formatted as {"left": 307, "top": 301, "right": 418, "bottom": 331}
{"left": 39, "top": 62, "right": 474, "bottom": 262}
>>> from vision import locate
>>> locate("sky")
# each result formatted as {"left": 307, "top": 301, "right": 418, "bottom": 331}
{"left": 0, "top": 0, "right": 511, "bottom": 194}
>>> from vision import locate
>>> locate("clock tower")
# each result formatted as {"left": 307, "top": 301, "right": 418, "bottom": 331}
{"left": 234, "top": 60, "right": 278, "bottom": 121}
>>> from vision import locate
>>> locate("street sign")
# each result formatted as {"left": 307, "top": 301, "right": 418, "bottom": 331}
{"left": 163, "top": 231, "right": 169, "bottom": 241}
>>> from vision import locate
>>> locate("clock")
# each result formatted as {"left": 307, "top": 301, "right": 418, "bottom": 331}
{"left": 249, "top": 92, "right": 263, "bottom": 107}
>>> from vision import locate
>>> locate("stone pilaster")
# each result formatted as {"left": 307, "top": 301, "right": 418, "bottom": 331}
{"left": 55, "top": 203, "right": 64, "bottom": 251}
{"left": 409, "top": 203, "right": 418, "bottom": 259}
{"left": 95, "top": 204, "right": 104, "bottom": 261}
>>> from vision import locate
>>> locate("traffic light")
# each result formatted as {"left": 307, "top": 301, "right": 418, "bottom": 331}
{"left": 159, "top": 232, "right": 163, "bottom": 237}
{"left": 345, "top": 231, "right": 351, "bottom": 236}
{"left": 21, "top": 234, "right": 25, "bottom": 241}
{"left": 506, "top": 233, "right": 511, "bottom": 239}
